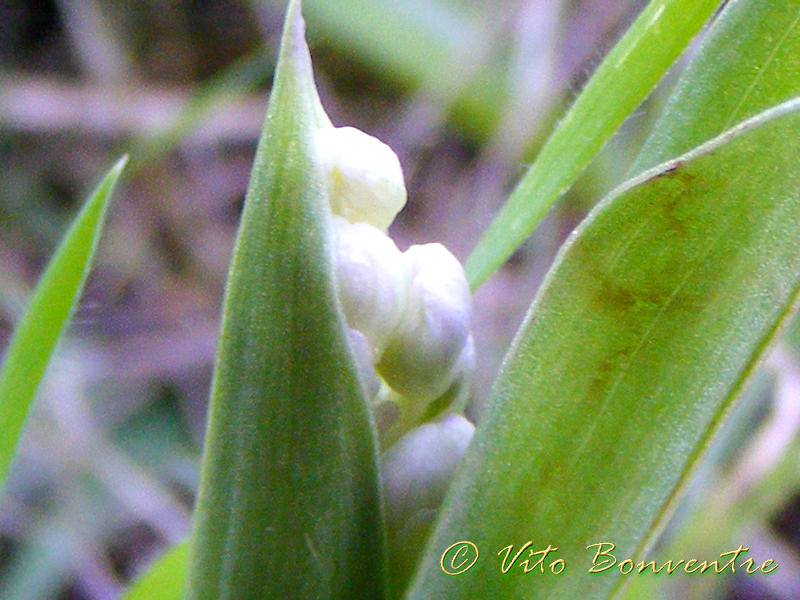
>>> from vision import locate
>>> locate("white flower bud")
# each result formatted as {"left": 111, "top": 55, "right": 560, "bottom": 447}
{"left": 424, "top": 333, "right": 476, "bottom": 419}
{"left": 376, "top": 335, "right": 474, "bottom": 450}
{"left": 315, "top": 126, "right": 407, "bottom": 230}
{"left": 452, "top": 333, "right": 476, "bottom": 391}
{"left": 381, "top": 414, "right": 475, "bottom": 594}
{"left": 333, "top": 216, "right": 407, "bottom": 358}
{"left": 382, "top": 414, "right": 475, "bottom": 523}
{"left": 377, "top": 243, "right": 471, "bottom": 402}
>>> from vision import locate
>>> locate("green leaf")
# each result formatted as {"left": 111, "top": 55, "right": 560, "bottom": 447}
{"left": 0, "top": 156, "right": 127, "bottom": 495}
{"left": 182, "top": 2, "right": 385, "bottom": 599}
{"left": 464, "top": 0, "right": 720, "bottom": 289}
{"left": 631, "top": 0, "right": 800, "bottom": 172}
{"left": 405, "top": 97, "right": 800, "bottom": 600}
{"left": 122, "top": 540, "right": 189, "bottom": 600}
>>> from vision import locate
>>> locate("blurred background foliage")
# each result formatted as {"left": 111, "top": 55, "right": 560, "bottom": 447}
{"left": 0, "top": 1, "right": 798, "bottom": 598}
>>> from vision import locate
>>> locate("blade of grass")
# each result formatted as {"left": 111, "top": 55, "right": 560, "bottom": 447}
{"left": 464, "top": 0, "right": 720, "bottom": 289}
{"left": 0, "top": 156, "right": 127, "bottom": 496}
{"left": 121, "top": 540, "right": 189, "bottom": 600}
{"left": 406, "top": 96, "right": 800, "bottom": 600}
{"left": 181, "top": 1, "right": 384, "bottom": 599}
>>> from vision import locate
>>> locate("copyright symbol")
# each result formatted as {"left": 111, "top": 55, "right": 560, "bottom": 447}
{"left": 440, "top": 541, "right": 479, "bottom": 575}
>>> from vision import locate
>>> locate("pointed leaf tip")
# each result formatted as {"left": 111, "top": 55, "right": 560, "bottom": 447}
{"left": 271, "top": 0, "right": 331, "bottom": 129}
{"left": 181, "top": 0, "right": 384, "bottom": 598}
{"left": 281, "top": 0, "right": 308, "bottom": 65}
{"left": 112, "top": 154, "right": 130, "bottom": 176}
{"left": 0, "top": 156, "right": 126, "bottom": 495}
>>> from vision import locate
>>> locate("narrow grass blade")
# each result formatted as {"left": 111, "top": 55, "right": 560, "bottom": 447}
{"left": 464, "top": 0, "right": 720, "bottom": 289}
{"left": 182, "top": 2, "right": 384, "bottom": 599}
{"left": 121, "top": 540, "right": 188, "bottom": 600}
{"left": 0, "top": 156, "right": 127, "bottom": 495}
{"left": 405, "top": 97, "right": 800, "bottom": 600}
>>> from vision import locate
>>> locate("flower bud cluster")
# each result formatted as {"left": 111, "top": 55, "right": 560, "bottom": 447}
{"left": 315, "top": 125, "right": 474, "bottom": 443}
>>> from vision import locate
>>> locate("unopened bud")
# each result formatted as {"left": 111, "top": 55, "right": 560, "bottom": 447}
{"left": 382, "top": 413, "right": 474, "bottom": 522}
{"left": 381, "top": 414, "right": 475, "bottom": 594}
{"left": 377, "top": 243, "right": 471, "bottom": 402}
{"left": 423, "top": 334, "right": 475, "bottom": 420}
{"left": 315, "top": 126, "right": 406, "bottom": 230}
{"left": 333, "top": 216, "right": 407, "bottom": 358}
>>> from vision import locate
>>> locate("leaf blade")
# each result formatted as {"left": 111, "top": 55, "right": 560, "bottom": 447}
{"left": 121, "top": 540, "right": 189, "bottom": 600}
{"left": 0, "top": 156, "right": 127, "bottom": 495}
{"left": 406, "top": 97, "right": 800, "bottom": 600}
{"left": 182, "top": 2, "right": 385, "bottom": 599}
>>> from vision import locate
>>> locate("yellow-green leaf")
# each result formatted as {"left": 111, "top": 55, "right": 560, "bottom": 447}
{"left": 0, "top": 156, "right": 127, "bottom": 496}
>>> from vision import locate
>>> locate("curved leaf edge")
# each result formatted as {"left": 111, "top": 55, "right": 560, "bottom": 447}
{"left": 464, "top": 0, "right": 722, "bottom": 289}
